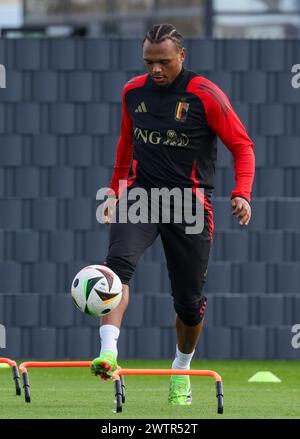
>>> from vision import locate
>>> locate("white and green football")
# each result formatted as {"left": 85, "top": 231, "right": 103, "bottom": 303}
{"left": 71, "top": 265, "right": 123, "bottom": 317}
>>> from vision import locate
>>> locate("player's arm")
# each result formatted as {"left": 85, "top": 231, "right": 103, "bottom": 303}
{"left": 106, "top": 86, "right": 134, "bottom": 200}
{"left": 103, "top": 86, "right": 133, "bottom": 224}
{"left": 196, "top": 79, "right": 255, "bottom": 226}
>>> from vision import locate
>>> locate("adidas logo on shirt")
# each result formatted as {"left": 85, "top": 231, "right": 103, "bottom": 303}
{"left": 135, "top": 102, "right": 147, "bottom": 113}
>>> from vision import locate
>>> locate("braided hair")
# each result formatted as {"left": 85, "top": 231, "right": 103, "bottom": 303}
{"left": 143, "top": 23, "right": 184, "bottom": 52}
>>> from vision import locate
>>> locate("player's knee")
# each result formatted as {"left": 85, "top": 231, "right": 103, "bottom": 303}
{"left": 174, "top": 296, "right": 207, "bottom": 326}
{"left": 103, "top": 257, "right": 134, "bottom": 286}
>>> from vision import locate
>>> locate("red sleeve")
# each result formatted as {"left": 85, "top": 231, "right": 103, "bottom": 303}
{"left": 190, "top": 77, "right": 255, "bottom": 203}
{"left": 106, "top": 85, "right": 134, "bottom": 199}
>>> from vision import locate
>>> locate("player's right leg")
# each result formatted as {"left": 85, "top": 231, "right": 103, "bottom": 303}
{"left": 91, "top": 191, "right": 159, "bottom": 380}
{"left": 91, "top": 284, "right": 129, "bottom": 380}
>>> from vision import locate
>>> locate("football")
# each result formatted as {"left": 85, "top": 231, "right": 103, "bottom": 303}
{"left": 70, "top": 265, "right": 123, "bottom": 317}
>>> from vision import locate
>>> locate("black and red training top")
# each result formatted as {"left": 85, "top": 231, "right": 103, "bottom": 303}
{"left": 107, "top": 67, "right": 255, "bottom": 207}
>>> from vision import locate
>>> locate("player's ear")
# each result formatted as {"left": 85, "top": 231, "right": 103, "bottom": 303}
{"left": 180, "top": 47, "right": 186, "bottom": 63}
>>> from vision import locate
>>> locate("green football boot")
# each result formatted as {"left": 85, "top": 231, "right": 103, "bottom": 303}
{"left": 91, "top": 350, "right": 118, "bottom": 381}
{"left": 168, "top": 375, "right": 192, "bottom": 405}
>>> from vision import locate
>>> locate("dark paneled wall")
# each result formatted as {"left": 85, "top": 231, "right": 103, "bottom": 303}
{"left": 0, "top": 39, "right": 299, "bottom": 359}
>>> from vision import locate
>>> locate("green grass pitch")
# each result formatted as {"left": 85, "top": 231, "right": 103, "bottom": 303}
{"left": 0, "top": 359, "right": 299, "bottom": 419}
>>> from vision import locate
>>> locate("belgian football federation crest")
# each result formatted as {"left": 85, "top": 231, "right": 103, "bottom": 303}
{"left": 174, "top": 100, "right": 190, "bottom": 122}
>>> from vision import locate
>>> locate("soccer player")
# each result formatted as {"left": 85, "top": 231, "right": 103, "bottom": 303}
{"left": 91, "top": 24, "right": 255, "bottom": 405}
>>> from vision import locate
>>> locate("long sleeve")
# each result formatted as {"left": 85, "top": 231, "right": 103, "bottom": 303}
{"left": 107, "top": 86, "right": 134, "bottom": 199}
{"left": 195, "top": 78, "right": 255, "bottom": 203}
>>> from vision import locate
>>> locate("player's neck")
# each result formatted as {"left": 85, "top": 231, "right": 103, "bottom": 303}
{"left": 170, "top": 66, "right": 185, "bottom": 84}
{"left": 160, "top": 66, "right": 185, "bottom": 89}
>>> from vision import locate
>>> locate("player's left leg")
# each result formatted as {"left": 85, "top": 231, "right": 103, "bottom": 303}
{"left": 175, "top": 314, "right": 205, "bottom": 354}
{"left": 160, "top": 208, "right": 212, "bottom": 405}
{"left": 167, "top": 316, "right": 205, "bottom": 404}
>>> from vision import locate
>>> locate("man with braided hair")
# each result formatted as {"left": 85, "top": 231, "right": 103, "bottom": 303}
{"left": 91, "top": 24, "right": 255, "bottom": 405}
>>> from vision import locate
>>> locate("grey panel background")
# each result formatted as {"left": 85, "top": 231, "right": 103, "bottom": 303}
{"left": 0, "top": 38, "right": 300, "bottom": 360}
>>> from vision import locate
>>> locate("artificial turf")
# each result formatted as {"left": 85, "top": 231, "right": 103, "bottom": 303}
{"left": 0, "top": 359, "right": 299, "bottom": 419}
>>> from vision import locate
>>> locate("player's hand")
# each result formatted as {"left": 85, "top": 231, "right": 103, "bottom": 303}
{"left": 102, "top": 197, "right": 118, "bottom": 224}
{"left": 231, "top": 197, "right": 251, "bottom": 226}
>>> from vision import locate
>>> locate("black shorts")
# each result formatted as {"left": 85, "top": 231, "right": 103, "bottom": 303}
{"left": 104, "top": 186, "right": 212, "bottom": 308}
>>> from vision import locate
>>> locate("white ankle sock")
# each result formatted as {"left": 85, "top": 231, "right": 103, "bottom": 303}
{"left": 99, "top": 324, "right": 120, "bottom": 357}
{"left": 172, "top": 345, "right": 195, "bottom": 370}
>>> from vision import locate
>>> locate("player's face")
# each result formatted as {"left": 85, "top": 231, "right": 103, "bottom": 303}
{"left": 143, "top": 39, "right": 185, "bottom": 87}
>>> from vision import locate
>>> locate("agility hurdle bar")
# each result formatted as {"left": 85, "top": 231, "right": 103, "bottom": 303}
{"left": 0, "top": 357, "right": 21, "bottom": 396}
{"left": 113, "top": 368, "right": 224, "bottom": 414}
